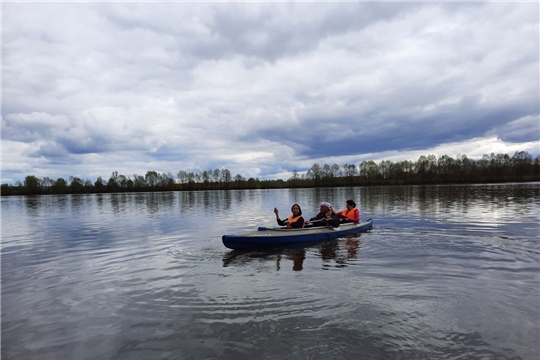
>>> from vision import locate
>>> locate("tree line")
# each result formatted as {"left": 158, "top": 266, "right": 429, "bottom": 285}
{"left": 2, "top": 151, "right": 539, "bottom": 196}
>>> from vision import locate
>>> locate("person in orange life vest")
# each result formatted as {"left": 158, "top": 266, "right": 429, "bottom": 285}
{"left": 336, "top": 200, "right": 360, "bottom": 223}
{"left": 307, "top": 202, "right": 340, "bottom": 228}
{"left": 273, "top": 204, "right": 305, "bottom": 228}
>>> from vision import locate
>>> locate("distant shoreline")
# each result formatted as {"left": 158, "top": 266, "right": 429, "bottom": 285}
{"left": 3, "top": 151, "right": 538, "bottom": 196}
{"left": 2, "top": 179, "right": 539, "bottom": 197}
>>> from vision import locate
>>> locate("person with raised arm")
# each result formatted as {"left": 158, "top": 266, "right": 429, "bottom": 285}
{"left": 274, "top": 204, "right": 305, "bottom": 229}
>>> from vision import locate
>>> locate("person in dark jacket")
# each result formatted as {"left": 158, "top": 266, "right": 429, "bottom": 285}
{"left": 274, "top": 204, "right": 305, "bottom": 228}
{"left": 307, "top": 202, "right": 340, "bottom": 228}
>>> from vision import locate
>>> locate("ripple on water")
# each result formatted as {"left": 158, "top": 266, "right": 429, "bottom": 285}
{"left": 2, "top": 187, "right": 539, "bottom": 360}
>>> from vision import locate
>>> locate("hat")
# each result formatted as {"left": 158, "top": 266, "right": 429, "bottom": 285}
{"left": 320, "top": 202, "right": 334, "bottom": 213}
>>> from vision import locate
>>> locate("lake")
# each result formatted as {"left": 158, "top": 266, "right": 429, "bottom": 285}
{"left": 2, "top": 184, "right": 539, "bottom": 359}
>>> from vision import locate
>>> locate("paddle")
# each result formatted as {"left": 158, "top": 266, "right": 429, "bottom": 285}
{"left": 304, "top": 218, "right": 328, "bottom": 224}
{"left": 259, "top": 218, "right": 326, "bottom": 231}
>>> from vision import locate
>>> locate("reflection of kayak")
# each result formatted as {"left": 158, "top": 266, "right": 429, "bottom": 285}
{"left": 222, "top": 218, "right": 373, "bottom": 250}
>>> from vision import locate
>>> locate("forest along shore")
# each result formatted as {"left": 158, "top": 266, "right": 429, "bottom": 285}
{"left": 2, "top": 151, "right": 539, "bottom": 196}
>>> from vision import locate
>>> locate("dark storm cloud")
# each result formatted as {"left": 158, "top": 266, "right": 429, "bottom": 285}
{"left": 57, "top": 136, "right": 109, "bottom": 155}
{"left": 253, "top": 96, "right": 538, "bottom": 159}
{"left": 2, "top": 112, "right": 70, "bottom": 143}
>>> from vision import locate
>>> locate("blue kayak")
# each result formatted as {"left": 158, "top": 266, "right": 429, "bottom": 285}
{"left": 222, "top": 218, "right": 373, "bottom": 250}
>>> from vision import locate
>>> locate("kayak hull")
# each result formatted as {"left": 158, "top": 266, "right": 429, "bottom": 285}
{"left": 222, "top": 218, "right": 373, "bottom": 250}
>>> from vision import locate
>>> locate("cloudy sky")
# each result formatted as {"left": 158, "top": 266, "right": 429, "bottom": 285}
{"left": 2, "top": 2, "right": 539, "bottom": 184}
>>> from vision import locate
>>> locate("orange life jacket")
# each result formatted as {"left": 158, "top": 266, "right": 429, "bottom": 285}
{"left": 341, "top": 208, "right": 357, "bottom": 221}
{"left": 287, "top": 215, "right": 304, "bottom": 228}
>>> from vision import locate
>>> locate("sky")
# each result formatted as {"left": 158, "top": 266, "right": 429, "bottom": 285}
{"left": 2, "top": 2, "right": 539, "bottom": 184}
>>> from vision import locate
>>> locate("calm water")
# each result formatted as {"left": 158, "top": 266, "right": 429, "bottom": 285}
{"left": 2, "top": 184, "right": 539, "bottom": 360}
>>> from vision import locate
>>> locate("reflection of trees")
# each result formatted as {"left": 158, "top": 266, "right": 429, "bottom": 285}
{"left": 177, "top": 190, "right": 235, "bottom": 219}
{"left": 202, "top": 191, "right": 211, "bottom": 209}
{"left": 360, "top": 184, "right": 537, "bottom": 222}
{"left": 55, "top": 195, "right": 68, "bottom": 212}
{"left": 221, "top": 190, "right": 232, "bottom": 211}
{"left": 145, "top": 192, "right": 175, "bottom": 215}
{"left": 134, "top": 193, "right": 146, "bottom": 211}
{"left": 96, "top": 193, "right": 104, "bottom": 212}
{"left": 233, "top": 189, "right": 246, "bottom": 205}
{"left": 69, "top": 194, "right": 85, "bottom": 213}
{"left": 110, "top": 193, "right": 122, "bottom": 215}
{"left": 24, "top": 196, "right": 40, "bottom": 217}
{"left": 178, "top": 191, "right": 197, "bottom": 214}
{"left": 104, "top": 192, "right": 177, "bottom": 216}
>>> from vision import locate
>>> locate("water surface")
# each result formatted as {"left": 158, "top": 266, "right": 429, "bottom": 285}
{"left": 2, "top": 184, "right": 539, "bottom": 359}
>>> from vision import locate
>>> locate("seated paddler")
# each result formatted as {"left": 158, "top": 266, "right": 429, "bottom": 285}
{"left": 306, "top": 202, "right": 340, "bottom": 228}
{"left": 336, "top": 200, "right": 360, "bottom": 223}
{"left": 274, "top": 204, "right": 305, "bottom": 228}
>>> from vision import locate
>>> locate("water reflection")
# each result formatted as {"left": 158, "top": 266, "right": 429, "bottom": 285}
{"left": 319, "top": 235, "right": 362, "bottom": 268}
{"left": 288, "top": 250, "right": 306, "bottom": 271}
{"left": 273, "top": 250, "right": 306, "bottom": 271}
{"left": 93, "top": 192, "right": 180, "bottom": 216}
{"left": 2, "top": 184, "right": 538, "bottom": 360}
{"left": 110, "top": 193, "right": 123, "bottom": 215}
{"left": 145, "top": 191, "right": 175, "bottom": 215}
{"left": 360, "top": 184, "right": 539, "bottom": 221}
{"left": 70, "top": 193, "right": 84, "bottom": 211}
{"left": 222, "top": 235, "right": 364, "bottom": 271}
{"left": 177, "top": 190, "right": 235, "bottom": 217}
{"left": 222, "top": 248, "right": 308, "bottom": 271}
{"left": 24, "top": 195, "right": 40, "bottom": 217}
{"left": 96, "top": 193, "right": 105, "bottom": 212}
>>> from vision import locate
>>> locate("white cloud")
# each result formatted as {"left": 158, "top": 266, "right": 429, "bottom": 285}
{"left": 2, "top": 2, "right": 538, "bottom": 184}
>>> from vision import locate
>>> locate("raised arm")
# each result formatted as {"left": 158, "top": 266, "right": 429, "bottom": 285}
{"left": 274, "top": 207, "right": 287, "bottom": 226}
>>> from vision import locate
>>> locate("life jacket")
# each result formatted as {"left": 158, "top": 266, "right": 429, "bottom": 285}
{"left": 341, "top": 208, "right": 358, "bottom": 221}
{"left": 287, "top": 215, "right": 304, "bottom": 228}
